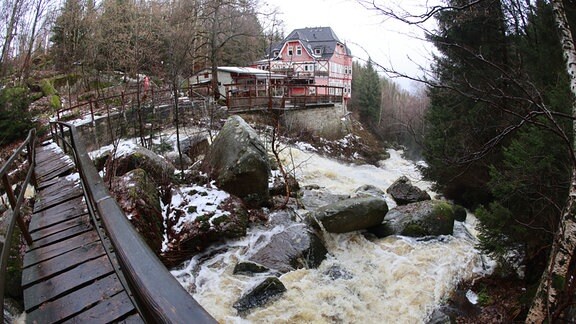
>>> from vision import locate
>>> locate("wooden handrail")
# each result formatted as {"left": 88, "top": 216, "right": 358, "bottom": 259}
{"left": 50, "top": 122, "right": 216, "bottom": 323}
{"left": 0, "top": 128, "right": 36, "bottom": 323}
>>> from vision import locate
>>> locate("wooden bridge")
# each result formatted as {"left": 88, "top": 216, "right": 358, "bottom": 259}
{"left": 0, "top": 124, "right": 216, "bottom": 323}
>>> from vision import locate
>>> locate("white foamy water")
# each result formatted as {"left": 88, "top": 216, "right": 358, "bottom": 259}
{"left": 171, "top": 147, "right": 490, "bottom": 323}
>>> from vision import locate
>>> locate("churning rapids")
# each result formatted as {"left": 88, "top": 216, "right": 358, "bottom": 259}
{"left": 169, "top": 146, "right": 493, "bottom": 323}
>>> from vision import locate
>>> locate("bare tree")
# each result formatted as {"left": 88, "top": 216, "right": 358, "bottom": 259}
{"left": 0, "top": 0, "right": 26, "bottom": 76}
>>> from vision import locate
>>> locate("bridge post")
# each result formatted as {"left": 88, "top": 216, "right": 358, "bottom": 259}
{"left": 1, "top": 175, "right": 33, "bottom": 246}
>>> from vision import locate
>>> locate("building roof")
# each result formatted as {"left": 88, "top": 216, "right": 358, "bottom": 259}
{"left": 267, "top": 27, "right": 351, "bottom": 60}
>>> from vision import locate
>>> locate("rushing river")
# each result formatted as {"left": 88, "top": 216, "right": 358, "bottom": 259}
{"left": 170, "top": 146, "right": 491, "bottom": 323}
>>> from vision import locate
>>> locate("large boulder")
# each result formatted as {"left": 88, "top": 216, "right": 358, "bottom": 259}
{"left": 386, "top": 176, "right": 431, "bottom": 205}
{"left": 110, "top": 144, "right": 175, "bottom": 186}
{"left": 373, "top": 200, "right": 456, "bottom": 238}
{"left": 203, "top": 115, "right": 270, "bottom": 207}
{"left": 162, "top": 188, "right": 249, "bottom": 267}
{"left": 248, "top": 210, "right": 327, "bottom": 273}
{"left": 110, "top": 169, "right": 164, "bottom": 254}
{"left": 308, "top": 197, "right": 389, "bottom": 233}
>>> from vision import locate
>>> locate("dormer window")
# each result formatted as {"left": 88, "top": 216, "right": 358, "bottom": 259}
{"left": 273, "top": 51, "right": 279, "bottom": 57}
{"left": 296, "top": 46, "right": 302, "bottom": 56}
{"left": 314, "top": 48, "right": 322, "bottom": 55}
{"left": 288, "top": 46, "right": 293, "bottom": 56}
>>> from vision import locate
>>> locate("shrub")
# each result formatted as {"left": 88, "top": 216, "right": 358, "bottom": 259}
{"left": 0, "top": 86, "right": 33, "bottom": 146}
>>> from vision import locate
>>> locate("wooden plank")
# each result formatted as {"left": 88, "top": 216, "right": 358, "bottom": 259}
{"left": 24, "top": 255, "right": 115, "bottom": 311}
{"left": 63, "top": 291, "right": 136, "bottom": 324}
{"left": 33, "top": 188, "right": 84, "bottom": 213}
{"left": 31, "top": 222, "right": 92, "bottom": 249}
{"left": 35, "top": 164, "right": 75, "bottom": 184}
{"left": 36, "top": 175, "right": 63, "bottom": 190}
{"left": 35, "top": 157, "right": 74, "bottom": 175}
{"left": 36, "top": 179, "right": 80, "bottom": 196}
{"left": 22, "top": 240, "right": 105, "bottom": 287}
{"left": 29, "top": 197, "right": 87, "bottom": 233}
{"left": 30, "top": 213, "right": 89, "bottom": 241}
{"left": 24, "top": 231, "right": 100, "bottom": 267}
{"left": 26, "top": 274, "right": 126, "bottom": 324}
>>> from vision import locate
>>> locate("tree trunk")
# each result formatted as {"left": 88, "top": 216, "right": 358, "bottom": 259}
{"left": 0, "top": 0, "right": 24, "bottom": 76}
{"left": 526, "top": 0, "right": 576, "bottom": 322}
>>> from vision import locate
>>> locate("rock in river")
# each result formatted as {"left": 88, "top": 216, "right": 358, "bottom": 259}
{"left": 309, "top": 197, "right": 389, "bottom": 233}
{"left": 386, "top": 175, "right": 431, "bottom": 205}
{"left": 203, "top": 115, "right": 270, "bottom": 207}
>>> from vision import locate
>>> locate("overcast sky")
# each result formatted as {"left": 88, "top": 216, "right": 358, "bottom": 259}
{"left": 261, "top": 0, "right": 435, "bottom": 91}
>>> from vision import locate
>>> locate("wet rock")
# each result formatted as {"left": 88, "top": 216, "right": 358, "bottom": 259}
{"left": 323, "top": 265, "right": 353, "bottom": 280}
{"left": 309, "top": 197, "right": 389, "bottom": 233}
{"left": 382, "top": 200, "right": 456, "bottom": 237}
{"left": 233, "top": 277, "right": 286, "bottom": 313}
{"left": 233, "top": 262, "right": 270, "bottom": 276}
{"left": 352, "top": 184, "right": 386, "bottom": 199}
{"left": 249, "top": 221, "right": 327, "bottom": 273}
{"left": 386, "top": 176, "right": 431, "bottom": 205}
{"left": 203, "top": 115, "right": 270, "bottom": 207}
{"left": 111, "top": 145, "right": 175, "bottom": 186}
{"left": 110, "top": 169, "right": 164, "bottom": 254}
{"left": 453, "top": 205, "right": 467, "bottom": 222}
{"left": 162, "top": 195, "right": 249, "bottom": 267}
{"left": 426, "top": 307, "right": 453, "bottom": 324}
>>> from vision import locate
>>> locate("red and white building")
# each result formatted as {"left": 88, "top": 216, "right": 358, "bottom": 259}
{"left": 253, "top": 27, "right": 353, "bottom": 101}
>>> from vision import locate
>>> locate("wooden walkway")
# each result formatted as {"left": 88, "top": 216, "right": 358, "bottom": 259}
{"left": 22, "top": 141, "right": 142, "bottom": 323}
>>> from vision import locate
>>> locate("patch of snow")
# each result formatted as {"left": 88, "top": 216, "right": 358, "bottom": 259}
{"left": 466, "top": 289, "right": 478, "bottom": 305}
{"left": 162, "top": 182, "right": 231, "bottom": 252}
{"left": 295, "top": 141, "right": 317, "bottom": 152}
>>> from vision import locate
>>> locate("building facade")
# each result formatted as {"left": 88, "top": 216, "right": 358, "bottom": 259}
{"left": 253, "top": 27, "right": 353, "bottom": 101}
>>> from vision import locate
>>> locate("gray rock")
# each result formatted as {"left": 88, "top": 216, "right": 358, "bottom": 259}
{"left": 111, "top": 145, "right": 175, "bottom": 186}
{"left": 181, "top": 134, "right": 210, "bottom": 162}
{"left": 453, "top": 205, "right": 467, "bottom": 222}
{"left": 233, "top": 262, "right": 270, "bottom": 276}
{"left": 233, "top": 277, "right": 286, "bottom": 313}
{"left": 164, "top": 151, "right": 193, "bottom": 170}
{"left": 299, "top": 188, "right": 349, "bottom": 211}
{"left": 249, "top": 220, "right": 327, "bottom": 273}
{"left": 382, "top": 200, "right": 456, "bottom": 237}
{"left": 386, "top": 176, "right": 431, "bottom": 205}
{"left": 203, "top": 115, "right": 270, "bottom": 207}
{"left": 352, "top": 184, "right": 386, "bottom": 198}
{"left": 309, "top": 197, "right": 389, "bottom": 233}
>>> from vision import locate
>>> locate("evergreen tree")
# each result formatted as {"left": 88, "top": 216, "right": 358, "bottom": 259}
{"left": 356, "top": 59, "right": 381, "bottom": 127}
{"left": 423, "top": 0, "right": 511, "bottom": 207}
{"left": 475, "top": 0, "right": 573, "bottom": 281}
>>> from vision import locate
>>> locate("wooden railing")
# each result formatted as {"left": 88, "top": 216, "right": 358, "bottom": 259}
{"left": 226, "top": 84, "right": 344, "bottom": 111}
{"left": 0, "top": 129, "right": 36, "bottom": 323}
{"left": 50, "top": 122, "right": 216, "bottom": 323}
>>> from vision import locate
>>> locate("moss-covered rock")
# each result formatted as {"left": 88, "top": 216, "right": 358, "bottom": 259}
{"left": 111, "top": 145, "right": 175, "bottom": 186}
{"left": 309, "top": 197, "right": 389, "bottom": 233}
{"left": 110, "top": 169, "right": 164, "bottom": 255}
{"left": 383, "top": 200, "right": 456, "bottom": 237}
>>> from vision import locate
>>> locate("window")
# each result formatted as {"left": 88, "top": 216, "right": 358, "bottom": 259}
{"left": 296, "top": 46, "right": 302, "bottom": 56}
{"left": 273, "top": 51, "right": 279, "bottom": 57}
{"left": 314, "top": 48, "right": 322, "bottom": 55}
{"left": 288, "top": 46, "right": 293, "bottom": 56}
